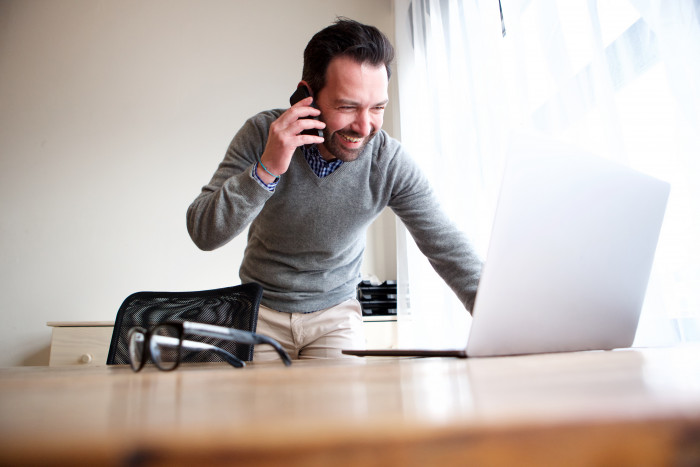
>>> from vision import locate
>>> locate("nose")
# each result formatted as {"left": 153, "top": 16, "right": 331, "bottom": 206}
{"left": 352, "top": 108, "right": 373, "bottom": 137}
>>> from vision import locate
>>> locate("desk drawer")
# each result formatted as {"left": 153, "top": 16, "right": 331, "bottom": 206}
{"left": 48, "top": 323, "right": 114, "bottom": 366}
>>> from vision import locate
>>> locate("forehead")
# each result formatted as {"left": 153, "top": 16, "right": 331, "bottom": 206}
{"left": 321, "top": 56, "right": 389, "bottom": 102}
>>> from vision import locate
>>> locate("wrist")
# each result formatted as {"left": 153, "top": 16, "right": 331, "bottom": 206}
{"left": 256, "top": 159, "right": 280, "bottom": 184}
{"left": 252, "top": 162, "right": 279, "bottom": 191}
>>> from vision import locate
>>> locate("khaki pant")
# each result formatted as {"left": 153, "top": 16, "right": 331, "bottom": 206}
{"left": 253, "top": 299, "right": 366, "bottom": 361}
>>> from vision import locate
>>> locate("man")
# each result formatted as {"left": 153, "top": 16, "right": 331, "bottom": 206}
{"left": 187, "top": 18, "right": 482, "bottom": 361}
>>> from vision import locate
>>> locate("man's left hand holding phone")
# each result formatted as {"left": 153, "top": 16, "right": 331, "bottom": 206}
{"left": 257, "top": 83, "right": 325, "bottom": 185}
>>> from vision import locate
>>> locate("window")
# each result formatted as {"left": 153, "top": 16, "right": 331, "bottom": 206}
{"left": 394, "top": 0, "right": 700, "bottom": 347}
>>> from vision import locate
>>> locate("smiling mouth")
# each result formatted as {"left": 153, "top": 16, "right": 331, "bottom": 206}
{"left": 338, "top": 132, "right": 363, "bottom": 144}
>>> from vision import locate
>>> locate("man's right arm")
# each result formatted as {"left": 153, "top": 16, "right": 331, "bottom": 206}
{"left": 186, "top": 101, "right": 324, "bottom": 251}
{"left": 186, "top": 112, "right": 276, "bottom": 251}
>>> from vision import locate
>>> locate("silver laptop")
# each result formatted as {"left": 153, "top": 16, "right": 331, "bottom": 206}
{"left": 345, "top": 134, "right": 670, "bottom": 358}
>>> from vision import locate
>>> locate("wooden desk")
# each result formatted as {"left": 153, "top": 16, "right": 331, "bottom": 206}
{"left": 1, "top": 346, "right": 699, "bottom": 466}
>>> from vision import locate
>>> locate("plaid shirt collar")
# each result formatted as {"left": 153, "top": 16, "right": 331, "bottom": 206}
{"left": 301, "top": 144, "right": 343, "bottom": 178}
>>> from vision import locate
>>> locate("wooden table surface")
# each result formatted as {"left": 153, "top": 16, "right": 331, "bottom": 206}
{"left": 1, "top": 345, "right": 699, "bottom": 466}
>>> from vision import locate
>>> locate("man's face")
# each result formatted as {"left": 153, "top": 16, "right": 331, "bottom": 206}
{"left": 314, "top": 56, "right": 389, "bottom": 162}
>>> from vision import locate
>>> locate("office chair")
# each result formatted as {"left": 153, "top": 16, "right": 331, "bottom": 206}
{"left": 107, "top": 282, "right": 263, "bottom": 365}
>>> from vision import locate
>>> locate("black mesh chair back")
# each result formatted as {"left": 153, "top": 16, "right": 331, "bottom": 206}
{"left": 107, "top": 283, "right": 263, "bottom": 365}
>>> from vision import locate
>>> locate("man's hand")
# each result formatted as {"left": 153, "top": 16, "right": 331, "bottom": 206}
{"left": 257, "top": 97, "right": 325, "bottom": 184}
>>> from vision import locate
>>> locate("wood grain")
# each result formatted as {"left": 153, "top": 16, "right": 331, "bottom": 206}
{"left": 1, "top": 346, "right": 699, "bottom": 466}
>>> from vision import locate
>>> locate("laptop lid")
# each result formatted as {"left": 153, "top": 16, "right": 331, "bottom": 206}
{"left": 465, "top": 134, "right": 670, "bottom": 357}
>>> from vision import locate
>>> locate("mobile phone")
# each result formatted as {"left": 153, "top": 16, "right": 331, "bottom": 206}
{"left": 289, "top": 85, "right": 324, "bottom": 138}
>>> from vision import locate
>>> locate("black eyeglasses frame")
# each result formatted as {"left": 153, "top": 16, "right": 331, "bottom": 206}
{"left": 127, "top": 321, "right": 292, "bottom": 372}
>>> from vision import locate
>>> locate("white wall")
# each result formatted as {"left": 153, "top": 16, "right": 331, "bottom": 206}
{"left": 0, "top": 0, "right": 397, "bottom": 366}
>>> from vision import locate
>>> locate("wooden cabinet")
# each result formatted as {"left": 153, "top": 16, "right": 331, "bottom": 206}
{"left": 47, "top": 321, "right": 114, "bottom": 367}
{"left": 47, "top": 317, "right": 396, "bottom": 366}
{"left": 363, "top": 316, "right": 397, "bottom": 349}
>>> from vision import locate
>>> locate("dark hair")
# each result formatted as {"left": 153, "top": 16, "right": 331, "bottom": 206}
{"left": 302, "top": 18, "right": 395, "bottom": 95}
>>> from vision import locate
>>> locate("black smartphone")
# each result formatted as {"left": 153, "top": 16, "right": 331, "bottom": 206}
{"left": 289, "top": 86, "right": 324, "bottom": 138}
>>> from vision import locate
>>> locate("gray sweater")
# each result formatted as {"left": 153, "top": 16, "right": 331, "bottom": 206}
{"left": 187, "top": 109, "right": 481, "bottom": 313}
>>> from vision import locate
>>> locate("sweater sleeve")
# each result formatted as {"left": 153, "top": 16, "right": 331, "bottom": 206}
{"left": 186, "top": 111, "right": 279, "bottom": 251}
{"left": 386, "top": 145, "right": 483, "bottom": 312}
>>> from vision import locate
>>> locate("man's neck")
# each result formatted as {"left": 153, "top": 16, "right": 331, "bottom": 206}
{"left": 317, "top": 143, "right": 337, "bottom": 162}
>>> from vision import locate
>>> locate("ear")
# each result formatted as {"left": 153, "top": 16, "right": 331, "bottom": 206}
{"left": 297, "top": 80, "right": 313, "bottom": 97}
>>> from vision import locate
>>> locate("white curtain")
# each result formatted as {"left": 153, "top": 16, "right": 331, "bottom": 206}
{"left": 393, "top": 0, "right": 700, "bottom": 348}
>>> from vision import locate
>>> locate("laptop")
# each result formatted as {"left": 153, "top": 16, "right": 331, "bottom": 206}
{"left": 344, "top": 133, "right": 670, "bottom": 358}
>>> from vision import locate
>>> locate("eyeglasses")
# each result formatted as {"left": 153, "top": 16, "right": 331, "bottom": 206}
{"left": 127, "top": 321, "right": 292, "bottom": 371}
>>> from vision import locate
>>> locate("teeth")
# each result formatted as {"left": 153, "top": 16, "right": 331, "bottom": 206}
{"left": 339, "top": 133, "right": 362, "bottom": 143}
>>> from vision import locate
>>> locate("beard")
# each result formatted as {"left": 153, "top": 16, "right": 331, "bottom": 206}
{"left": 320, "top": 126, "right": 378, "bottom": 162}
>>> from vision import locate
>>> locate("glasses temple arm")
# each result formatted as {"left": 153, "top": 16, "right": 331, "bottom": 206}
{"left": 151, "top": 335, "right": 245, "bottom": 368}
{"left": 183, "top": 322, "right": 292, "bottom": 366}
